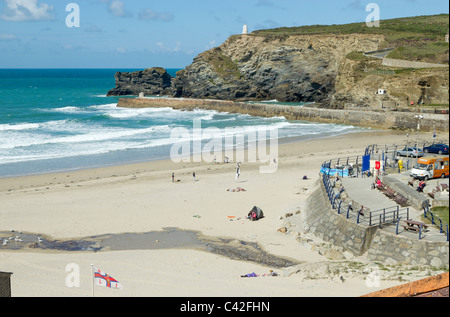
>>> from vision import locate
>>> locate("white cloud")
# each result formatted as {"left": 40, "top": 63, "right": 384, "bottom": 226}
{"left": 0, "top": 33, "right": 18, "bottom": 40}
{"left": 85, "top": 25, "right": 102, "bottom": 33}
{"left": 138, "top": 9, "right": 174, "bottom": 22}
{"left": 256, "top": 0, "right": 285, "bottom": 10}
{"left": 116, "top": 47, "right": 126, "bottom": 54}
{"left": 108, "top": 0, "right": 132, "bottom": 18}
{"left": 206, "top": 40, "right": 216, "bottom": 49}
{"left": 155, "top": 41, "right": 182, "bottom": 53}
{"left": 62, "top": 44, "right": 83, "bottom": 51}
{"left": 0, "top": 0, "right": 55, "bottom": 22}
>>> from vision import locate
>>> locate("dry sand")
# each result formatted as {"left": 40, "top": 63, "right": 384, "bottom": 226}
{"left": 0, "top": 130, "right": 436, "bottom": 297}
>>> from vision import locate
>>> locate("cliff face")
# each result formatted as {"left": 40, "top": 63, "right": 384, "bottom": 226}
{"left": 107, "top": 33, "right": 449, "bottom": 108}
{"left": 332, "top": 52, "right": 449, "bottom": 109}
{"left": 171, "top": 34, "right": 380, "bottom": 103}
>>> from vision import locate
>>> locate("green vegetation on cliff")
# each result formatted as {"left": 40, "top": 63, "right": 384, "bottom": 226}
{"left": 201, "top": 47, "right": 243, "bottom": 80}
{"left": 253, "top": 14, "right": 448, "bottom": 37}
{"left": 253, "top": 14, "right": 449, "bottom": 64}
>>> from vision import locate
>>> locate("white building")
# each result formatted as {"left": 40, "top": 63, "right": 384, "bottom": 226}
{"left": 242, "top": 24, "right": 248, "bottom": 35}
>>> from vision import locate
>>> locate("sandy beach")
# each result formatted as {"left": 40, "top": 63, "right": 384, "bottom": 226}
{"left": 0, "top": 130, "right": 442, "bottom": 297}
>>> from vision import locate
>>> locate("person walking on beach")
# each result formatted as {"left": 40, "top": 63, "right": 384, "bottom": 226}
{"left": 172, "top": 173, "right": 174, "bottom": 183}
{"left": 193, "top": 172, "right": 196, "bottom": 183}
{"left": 235, "top": 163, "right": 240, "bottom": 181}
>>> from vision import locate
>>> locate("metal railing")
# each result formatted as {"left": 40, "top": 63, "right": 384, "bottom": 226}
{"left": 423, "top": 201, "right": 449, "bottom": 242}
{"left": 321, "top": 151, "right": 449, "bottom": 241}
{"left": 320, "top": 140, "right": 446, "bottom": 179}
{"left": 320, "top": 155, "right": 364, "bottom": 178}
{"left": 369, "top": 206, "right": 410, "bottom": 227}
{"left": 321, "top": 172, "right": 409, "bottom": 228}
{"left": 365, "top": 140, "right": 449, "bottom": 172}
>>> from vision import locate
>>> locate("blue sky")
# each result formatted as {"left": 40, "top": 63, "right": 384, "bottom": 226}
{"left": 0, "top": 0, "right": 448, "bottom": 69}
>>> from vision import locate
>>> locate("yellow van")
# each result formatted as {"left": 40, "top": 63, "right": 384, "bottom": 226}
{"left": 410, "top": 157, "right": 449, "bottom": 180}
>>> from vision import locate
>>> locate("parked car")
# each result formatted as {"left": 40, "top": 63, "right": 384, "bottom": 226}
{"left": 397, "top": 147, "right": 424, "bottom": 157}
{"left": 423, "top": 144, "right": 449, "bottom": 155}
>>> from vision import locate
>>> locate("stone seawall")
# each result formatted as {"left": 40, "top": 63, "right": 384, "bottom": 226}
{"left": 302, "top": 183, "right": 449, "bottom": 268}
{"left": 117, "top": 97, "right": 449, "bottom": 132}
{"left": 368, "top": 229, "right": 449, "bottom": 268}
{"left": 303, "top": 181, "right": 377, "bottom": 256}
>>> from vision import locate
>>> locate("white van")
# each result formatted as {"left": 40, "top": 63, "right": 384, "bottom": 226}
{"left": 410, "top": 157, "right": 449, "bottom": 180}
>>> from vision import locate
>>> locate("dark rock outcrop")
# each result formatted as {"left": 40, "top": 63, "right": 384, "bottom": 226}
{"left": 107, "top": 67, "right": 173, "bottom": 96}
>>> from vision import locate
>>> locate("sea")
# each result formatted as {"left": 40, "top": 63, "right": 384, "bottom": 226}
{"left": 0, "top": 68, "right": 364, "bottom": 178}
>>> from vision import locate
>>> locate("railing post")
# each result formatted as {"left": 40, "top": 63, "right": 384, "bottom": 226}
{"left": 419, "top": 224, "right": 423, "bottom": 240}
{"left": 396, "top": 217, "right": 402, "bottom": 234}
{"left": 338, "top": 201, "right": 342, "bottom": 214}
{"left": 346, "top": 206, "right": 352, "bottom": 217}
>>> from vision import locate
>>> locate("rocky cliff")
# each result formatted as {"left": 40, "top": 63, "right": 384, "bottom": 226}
{"left": 107, "top": 67, "right": 173, "bottom": 96}
{"left": 169, "top": 34, "right": 370, "bottom": 103}
{"left": 107, "top": 33, "right": 449, "bottom": 108}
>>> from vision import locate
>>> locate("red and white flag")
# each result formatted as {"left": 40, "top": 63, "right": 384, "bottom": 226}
{"left": 92, "top": 266, "right": 123, "bottom": 289}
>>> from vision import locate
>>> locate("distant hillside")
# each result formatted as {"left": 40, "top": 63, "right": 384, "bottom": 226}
{"left": 252, "top": 14, "right": 449, "bottom": 64}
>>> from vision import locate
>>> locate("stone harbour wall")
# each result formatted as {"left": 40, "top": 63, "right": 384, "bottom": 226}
{"left": 303, "top": 182, "right": 377, "bottom": 256}
{"left": 117, "top": 97, "right": 449, "bottom": 132}
{"left": 368, "top": 230, "right": 449, "bottom": 268}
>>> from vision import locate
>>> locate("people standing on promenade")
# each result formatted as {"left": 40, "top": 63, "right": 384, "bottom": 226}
{"left": 372, "top": 177, "right": 381, "bottom": 190}
{"left": 359, "top": 206, "right": 365, "bottom": 217}
{"left": 417, "top": 180, "right": 426, "bottom": 192}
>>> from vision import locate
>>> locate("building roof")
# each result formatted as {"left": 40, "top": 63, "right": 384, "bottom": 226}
{"left": 362, "top": 272, "right": 449, "bottom": 297}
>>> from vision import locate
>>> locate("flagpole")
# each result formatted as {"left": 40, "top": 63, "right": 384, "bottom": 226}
{"left": 91, "top": 264, "right": 94, "bottom": 298}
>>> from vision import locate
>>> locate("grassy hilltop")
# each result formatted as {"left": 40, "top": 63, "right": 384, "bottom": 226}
{"left": 252, "top": 14, "right": 449, "bottom": 64}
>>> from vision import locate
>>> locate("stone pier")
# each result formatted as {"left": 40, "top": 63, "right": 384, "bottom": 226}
{"left": 117, "top": 97, "right": 449, "bottom": 132}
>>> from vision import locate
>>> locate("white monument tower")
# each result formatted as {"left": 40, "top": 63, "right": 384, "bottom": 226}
{"left": 242, "top": 24, "right": 248, "bottom": 35}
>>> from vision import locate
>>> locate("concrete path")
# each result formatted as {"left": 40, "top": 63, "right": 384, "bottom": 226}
{"left": 342, "top": 177, "right": 397, "bottom": 211}
{"left": 341, "top": 175, "right": 448, "bottom": 242}
{"left": 363, "top": 48, "right": 394, "bottom": 59}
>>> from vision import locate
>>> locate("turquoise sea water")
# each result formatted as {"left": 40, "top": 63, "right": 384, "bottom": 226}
{"left": 0, "top": 69, "right": 362, "bottom": 178}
